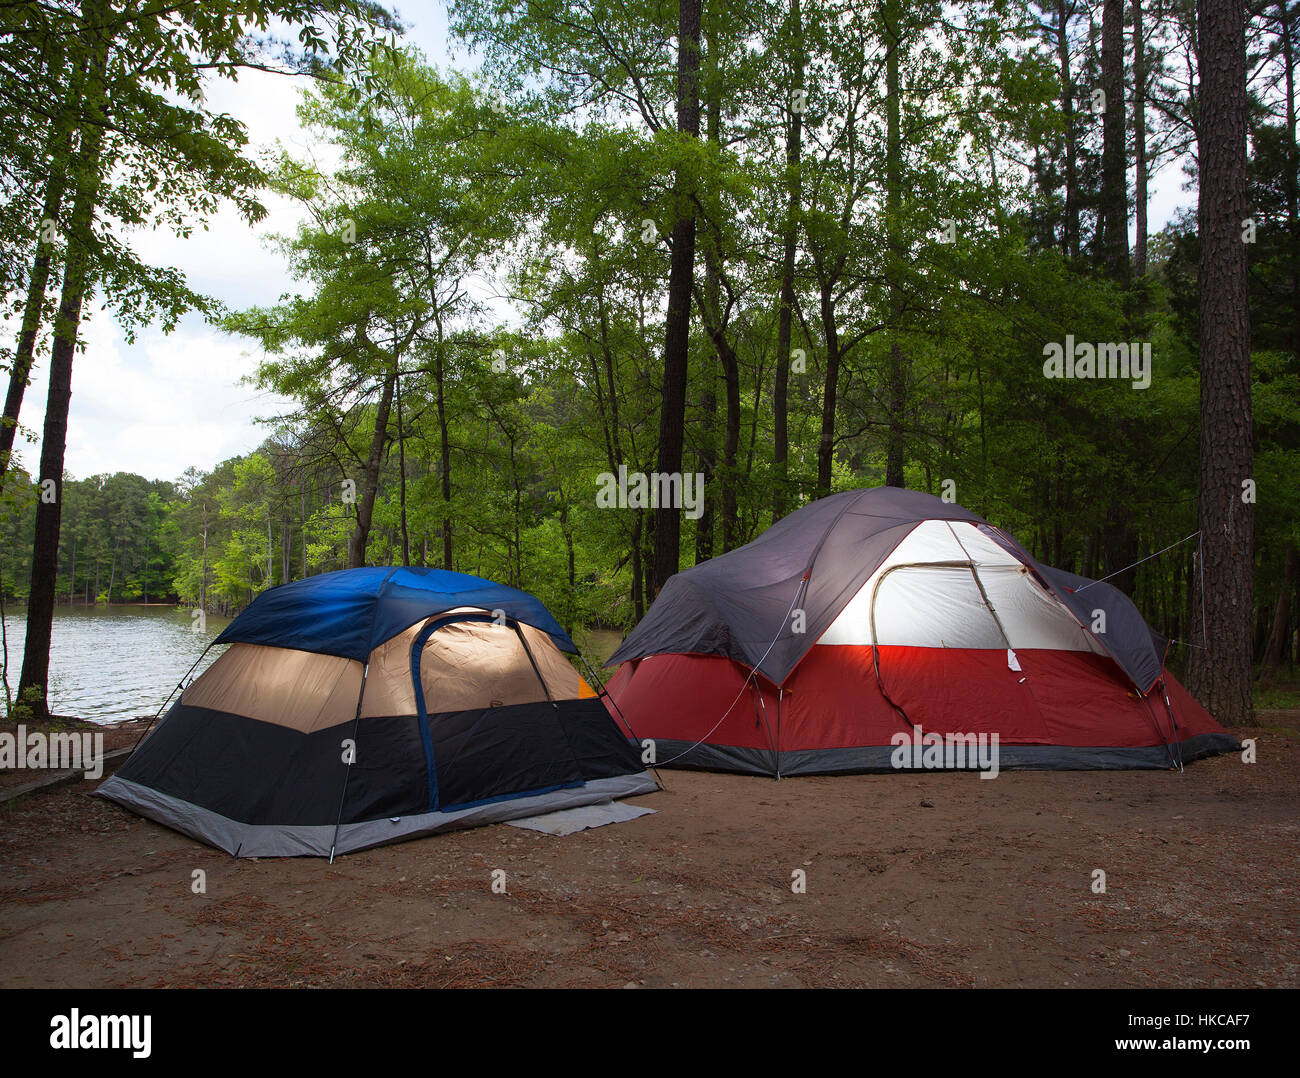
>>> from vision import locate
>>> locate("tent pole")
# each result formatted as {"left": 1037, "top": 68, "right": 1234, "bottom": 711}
{"left": 753, "top": 682, "right": 780, "bottom": 779}
{"left": 769, "top": 691, "right": 780, "bottom": 780}
{"left": 1160, "top": 687, "right": 1184, "bottom": 773}
{"left": 513, "top": 622, "right": 556, "bottom": 705}
{"left": 580, "top": 653, "right": 665, "bottom": 789}
{"left": 513, "top": 622, "right": 604, "bottom": 789}
{"left": 1158, "top": 641, "right": 1184, "bottom": 772}
{"left": 579, "top": 652, "right": 631, "bottom": 730}
{"left": 761, "top": 572, "right": 808, "bottom": 778}
{"left": 868, "top": 566, "right": 919, "bottom": 733}
{"left": 328, "top": 661, "right": 370, "bottom": 864}
{"left": 1140, "top": 694, "right": 1179, "bottom": 770}
{"left": 644, "top": 574, "right": 807, "bottom": 771}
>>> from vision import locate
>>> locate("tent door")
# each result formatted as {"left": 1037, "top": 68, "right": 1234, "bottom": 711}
{"left": 869, "top": 563, "right": 1052, "bottom": 744}
{"left": 408, "top": 612, "right": 576, "bottom": 812}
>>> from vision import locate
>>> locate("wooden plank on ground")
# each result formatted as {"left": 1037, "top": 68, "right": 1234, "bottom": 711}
{"left": 0, "top": 747, "right": 133, "bottom": 805}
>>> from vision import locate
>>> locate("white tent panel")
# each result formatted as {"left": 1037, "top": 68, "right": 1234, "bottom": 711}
{"left": 818, "top": 518, "right": 1101, "bottom": 652}
{"left": 939, "top": 520, "right": 1025, "bottom": 567}
{"left": 872, "top": 566, "right": 1007, "bottom": 648}
{"left": 977, "top": 566, "right": 1104, "bottom": 653}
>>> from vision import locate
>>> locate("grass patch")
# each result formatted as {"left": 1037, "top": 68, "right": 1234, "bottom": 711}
{"left": 1255, "top": 677, "right": 1300, "bottom": 711}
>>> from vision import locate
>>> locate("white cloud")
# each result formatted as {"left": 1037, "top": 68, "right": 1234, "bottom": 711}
{"left": 16, "top": 308, "right": 291, "bottom": 483}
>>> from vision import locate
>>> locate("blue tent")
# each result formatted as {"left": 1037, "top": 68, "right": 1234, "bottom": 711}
{"left": 99, "top": 568, "right": 656, "bottom": 857}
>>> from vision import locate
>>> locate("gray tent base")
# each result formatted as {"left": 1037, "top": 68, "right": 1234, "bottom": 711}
{"left": 649, "top": 732, "right": 1242, "bottom": 777}
{"left": 96, "top": 772, "right": 659, "bottom": 858}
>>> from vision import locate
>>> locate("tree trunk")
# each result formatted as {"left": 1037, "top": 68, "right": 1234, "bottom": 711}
{"left": 0, "top": 28, "right": 86, "bottom": 491}
{"left": 396, "top": 364, "right": 409, "bottom": 566}
{"left": 591, "top": 288, "right": 638, "bottom": 608}
{"left": 434, "top": 326, "right": 453, "bottom": 570}
{"left": 643, "top": 514, "right": 656, "bottom": 613}
{"left": 651, "top": 0, "right": 702, "bottom": 595}
{"left": 561, "top": 501, "right": 575, "bottom": 589}
{"left": 697, "top": 34, "right": 738, "bottom": 552}
{"left": 884, "top": 0, "right": 907, "bottom": 488}
{"left": 1099, "top": 0, "right": 1130, "bottom": 285}
{"left": 346, "top": 363, "right": 396, "bottom": 569}
{"left": 1133, "top": 0, "right": 1149, "bottom": 277}
{"left": 2, "top": 179, "right": 69, "bottom": 490}
{"left": 816, "top": 277, "right": 841, "bottom": 496}
{"left": 1261, "top": 546, "right": 1296, "bottom": 678}
{"left": 697, "top": 306, "right": 741, "bottom": 551}
{"left": 1098, "top": 0, "right": 1138, "bottom": 592}
{"left": 773, "top": 0, "right": 803, "bottom": 520}
{"left": 720, "top": 335, "right": 740, "bottom": 551}
{"left": 695, "top": 366, "right": 716, "bottom": 563}
{"left": 1187, "top": 0, "right": 1254, "bottom": 726}
{"left": 201, "top": 501, "right": 208, "bottom": 610}
{"left": 1058, "top": 0, "right": 1079, "bottom": 258}
{"left": 1102, "top": 519, "right": 1139, "bottom": 595}
{"left": 17, "top": 20, "right": 109, "bottom": 723}
{"left": 630, "top": 508, "right": 645, "bottom": 622}
{"left": 1279, "top": 0, "right": 1299, "bottom": 360}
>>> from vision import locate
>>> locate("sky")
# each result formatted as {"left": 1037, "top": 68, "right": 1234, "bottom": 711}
{"left": 12, "top": 5, "right": 1199, "bottom": 487}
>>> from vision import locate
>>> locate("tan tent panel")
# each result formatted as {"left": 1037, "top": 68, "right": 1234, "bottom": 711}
{"left": 411, "top": 619, "right": 582, "bottom": 714}
{"left": 362, "top": 609, "right": 583, "bottom": 715}
{"left": 184, "top": 607, "right": 589, "bottom": 732}
{"left": 360, "top": 618, "right": 428, "bottom": 718}
{"left": 518, "top": 621, "right": 585, "bottom": 700}
{"left": 182, "top": 642, "right": 362, "bottom": 733}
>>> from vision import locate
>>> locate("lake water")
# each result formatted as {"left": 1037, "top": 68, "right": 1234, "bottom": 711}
{"left": 0, "top": 605, "right": 231, "bottom": 724}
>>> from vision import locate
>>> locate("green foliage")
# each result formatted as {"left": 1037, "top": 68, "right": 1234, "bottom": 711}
{"left": 3, "top": 1, "right": 1296, "bottom": 682}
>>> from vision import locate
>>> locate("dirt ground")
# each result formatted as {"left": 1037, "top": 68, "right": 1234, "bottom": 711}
{"left": 1, "top": 717, "right": 1296, "bottom": 989}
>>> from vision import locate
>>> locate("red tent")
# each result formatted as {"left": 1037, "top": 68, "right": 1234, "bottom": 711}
{"left": 605, "top": 488, "right": 1238, "bottom": 775}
